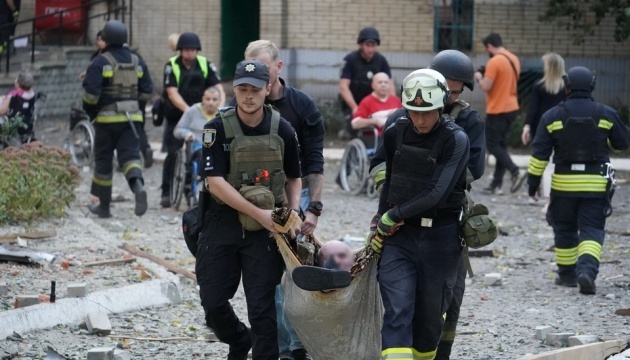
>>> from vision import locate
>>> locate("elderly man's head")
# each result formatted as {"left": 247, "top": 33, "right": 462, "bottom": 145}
{"left": 318, "top": 240, "right": 354, "bottom": 271}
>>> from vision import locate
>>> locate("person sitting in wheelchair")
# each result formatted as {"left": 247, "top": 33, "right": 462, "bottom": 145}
{"left": 173, "top": 87, "right": 221, "bottom": 190}
{"left": 350, "top": 72, "right": 401, "bottom": 137}
{"left": 0, "top": 71, "right": 36, "bottom": 146}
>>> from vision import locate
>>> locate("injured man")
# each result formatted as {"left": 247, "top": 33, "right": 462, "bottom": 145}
{"left": 292, "top": 240, "right": 354, "bottom": 291}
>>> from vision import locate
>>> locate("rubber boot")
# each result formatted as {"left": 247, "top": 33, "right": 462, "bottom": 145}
{"left": 88, "top": 203, "right": 111, "bottom": 218}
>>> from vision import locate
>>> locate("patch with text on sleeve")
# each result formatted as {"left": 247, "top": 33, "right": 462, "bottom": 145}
{"left": 202, "top": 129, "right": 216, "bottom": 148}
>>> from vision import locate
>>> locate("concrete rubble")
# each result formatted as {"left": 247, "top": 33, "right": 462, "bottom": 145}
{"left": 86, "top": 312, "right": 112, "bottom": 335}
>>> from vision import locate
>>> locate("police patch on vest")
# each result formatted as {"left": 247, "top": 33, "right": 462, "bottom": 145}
{"left": 202, "top": 129, "right": 216, "bottom": 147}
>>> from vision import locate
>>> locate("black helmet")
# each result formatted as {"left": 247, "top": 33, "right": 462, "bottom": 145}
{"left": 357, "top": 27, "right": 380, "bottom": 45}
{"left": 563, "top": 66, "right": 596, "bottom": 92}
{"left": 430, "top": 50, "right": 475, "bottom": 91}
{"left": 177, "top": 32, "right": 202, "bottom": 51}
{"left": 101, "top": 20, "right": 127, "bottom": 46}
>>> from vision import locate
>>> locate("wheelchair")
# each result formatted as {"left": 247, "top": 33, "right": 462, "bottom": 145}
{"left": 338, "top": 126, "right": 379, "bottom": 198}
{"left": 68, "top": 107, "right": 96, "bottom": 167}
{"left": 170, "top": 139, "right": 202, "bottom": 210}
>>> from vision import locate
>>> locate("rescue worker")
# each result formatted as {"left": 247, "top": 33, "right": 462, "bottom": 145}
{"left": 160, "top": 31, "right": 225, "bottom": 207}
{"left": 339, "top": 27, "right": 393, "bottom": 139}
{"left": 198, "top": 60, "right": 302, "bottom": 360}
{"left": 370, "top": 69, "right": 469, "bottom": 360}
{"left": 370, "top": 51, "right": 485, "bottom": 360}
{"left": 527, "top": 66, "right": 630, "bottom": 295}
{"left": 82, "top": 20, "right": 153, "bottom": 218}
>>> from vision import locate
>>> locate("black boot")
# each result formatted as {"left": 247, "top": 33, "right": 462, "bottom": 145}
{"left": 143, "top": 148, "right": 154, "bottom": 169}
{"left": 88, "top": 203, "right": 111, "bottom": 218}
{"left": 292, "top": 265, "right": 352, "bottom": 291}
{"left": 132, "top": 180, "right": 148, "bottom": 216}
{"left": 577, "top": 274, "right": 596, "bottom": 295}
{"left": 226, "top": 327, "right": 252, "bottom": 360}
{"left": 292, "top": 348, "right": 313, "bottom": 360}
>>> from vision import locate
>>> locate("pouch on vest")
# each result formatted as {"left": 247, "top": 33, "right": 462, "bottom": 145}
{"left": 114, "top": 100, "right": 140, "bottom": 113}
{"left": 461, "top": 191, "right": 497, "bottom": 248}
{"left": 270, "top": 168, "right": 287, "bottom": 205}
{"left": 238, "top": 185, "right": 275, "bottom": 231}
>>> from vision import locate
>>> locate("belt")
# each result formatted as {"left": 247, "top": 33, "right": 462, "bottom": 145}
{"left": 405, "top": 214, "right": 460, "bottom": 228}
{"left": 555, "top": 162, "right": 605, "bottom": 175}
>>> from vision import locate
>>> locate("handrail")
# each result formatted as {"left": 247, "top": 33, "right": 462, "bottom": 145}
{"left": 1, "top": 0, "right": 132, "bottom": 74}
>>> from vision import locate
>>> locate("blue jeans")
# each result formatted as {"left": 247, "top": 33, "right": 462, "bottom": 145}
{"left": 277, "top": 187, "right": 310, "bottom": 356}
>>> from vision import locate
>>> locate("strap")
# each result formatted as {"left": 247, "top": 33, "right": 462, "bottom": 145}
{"left": 449, "top": 99, "right": 470, "bottom": 120}
{"left": 394, "top": 117, "right": 409, "bottom": 152}
{"left": 428, "top": 119, "right": 456, "bottom": 163}
{"left": 196, "top": 55, "right": 209, "bottom": 79}
{"left": 219, "top": 107, "right": 241, "bottom": 139}
{"left": 101, "top": 52, "right": 116, "bottom": 67}
{"left": 463, "top": 246, "right": 474, "bottom": 278}
{"left": 496, "top": 53, "right": 518, "bottom": 79}
{"left": 267, "top": 105, "right": 280, "bottom": 150}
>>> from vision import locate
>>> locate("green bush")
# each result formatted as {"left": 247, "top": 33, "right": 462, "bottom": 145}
{"left": 0, "top": 142, "right": 80, "bottom": 224}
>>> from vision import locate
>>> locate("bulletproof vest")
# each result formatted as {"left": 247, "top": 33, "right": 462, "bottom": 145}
{"left": 7, "top": 95, "right": 35, "bottom": 134}
{"left": 387, "top": 117, "right": 465, "bottom": 213}
{"left": 100, "top": 52, "right": 141, "bottom": 101}
{"left": 554, "top": 102, "right": 608, "bottom": 164}
{"left": 445, "top": 99, "right": 470, "bottom": 123}
{"left": 349, "top": 54, "right": 386, "bottom": 104}
{"left": 220, "top": 105, "right": 286, "bottom": 205}
{"left": 169, "top": 55, "right": 209, "bottom": 105}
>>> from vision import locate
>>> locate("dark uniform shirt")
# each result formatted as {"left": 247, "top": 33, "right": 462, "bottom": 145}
{"left": 373, "top": 106, "right": 485, "bottom": 182}
{"left": 203, "top": 107, "right": 301, "bottom": 180}
{"left": 377, "top": 118, "right": 469, "bottom": 218}
{"left": 524, "top": 83, "right": 567, "bottom": 139}
{"left": 259, "top": 78, "right": 324, "bottom": 176}
{"left": 82, "top": 45, "right": 153, "bottom": 119}
{"left": 163, "top": 56, "right": 221, "bottom": 120}
{"left": 340, "top": 50, "right": 391, "bottom": 110}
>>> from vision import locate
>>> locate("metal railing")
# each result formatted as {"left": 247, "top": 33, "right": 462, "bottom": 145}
{"left": 1, "top": 0, "right": 132, "bottom": 74}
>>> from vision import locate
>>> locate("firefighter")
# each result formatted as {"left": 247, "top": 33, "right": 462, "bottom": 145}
{"left": 527, "top": 66, "right": 630, "bottom": 295}
{"left": 82, "top": 20, "right": 153, "bottom": 218}
{"left": 370, "top": 69, "right": 469, "bottom": 359}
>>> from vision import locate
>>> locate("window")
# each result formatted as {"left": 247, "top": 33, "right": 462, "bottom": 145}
{"left": 434, "top": 0, "right": 474, "bottom": 52}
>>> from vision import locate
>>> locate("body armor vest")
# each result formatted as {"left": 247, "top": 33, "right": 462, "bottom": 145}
{"left": 554, "top": 102, "right": 608, "bottom": 164}
{"left": 97, "top": 52, "right": 142, "bottom": 122}
{"left": 220, "top": 105, "right": 286, "bottom": 205}
{"left": 348, "top": 54, "right": 386, "bottom": 106}
{"left": 388, "top": 117, "right": 465, "bottom": 215}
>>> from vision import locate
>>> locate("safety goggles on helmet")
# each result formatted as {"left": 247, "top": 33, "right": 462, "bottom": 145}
{"left": 401, "top": 69, "right": 449, "bottom": 112}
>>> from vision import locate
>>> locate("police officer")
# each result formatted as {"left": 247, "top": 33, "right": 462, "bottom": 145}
{"left": 160, "top": 32, "right": 224, "bottom": 207}
{"left": 370, "top": 69, "right": 469, "bottom": 360}
{"left": 198, "top": 60, "right": 302, "bottom": 360}
{"left": 82, "top": 20, "right": 153, "bottom": 218}
{"left": 243, "top": 39, "right": 324, "bottom": 360}
{"left": 527, "top": 66, "right": 630, "bottom": 295}
{"left": 339, "top": 27, "right": 393, "bottom": 139}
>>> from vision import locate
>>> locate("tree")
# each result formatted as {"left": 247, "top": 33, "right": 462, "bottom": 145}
{"left": 540, "top": 0, "right": 630, "bottom": 44}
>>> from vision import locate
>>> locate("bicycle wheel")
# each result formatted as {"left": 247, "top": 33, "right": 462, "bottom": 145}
{"left": 170, "top": 149, "right": 186, "bottom": 210}
{"left": 69, "top": 120, "right": 95, "bottom": 167}
{"left": 339, "top": 138, "right": 369, "bottom": 195}
{"left": 366, "top": 178, "right": 379, "bottom": 199}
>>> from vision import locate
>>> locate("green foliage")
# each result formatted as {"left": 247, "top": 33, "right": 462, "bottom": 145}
{"left": 0, "top": 115, "right": 27, "bottom": 145}
{"left": 0, "top": 142, "right": 80, "bottom": 224}
{"left": 540, "top": 0, "right": 630, "bottom": 44}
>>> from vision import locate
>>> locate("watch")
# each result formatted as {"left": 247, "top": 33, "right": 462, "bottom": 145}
{"left": 307, "top": 201, "right": 323, "bottom": 216}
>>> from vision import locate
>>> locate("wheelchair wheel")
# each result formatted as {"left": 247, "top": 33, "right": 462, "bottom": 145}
{"left": 339, "top": 138, "right": 369, "bottom": 195}
{"left": 366, "top": 178, "right": 379, "bottom": 199}
{"left": 69, "top": 120, "right": 95, "bottom": 167}
{"left": 170, "top": 149, "right": 186, "bottom": 210}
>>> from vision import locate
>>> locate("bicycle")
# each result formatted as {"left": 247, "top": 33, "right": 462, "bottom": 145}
{"left": 171, "top": 139, "right": 202, "bottom": 210}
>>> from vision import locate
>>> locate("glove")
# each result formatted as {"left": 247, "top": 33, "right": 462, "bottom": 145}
{"left": 373, "top": 169, "right": 386, "bottom": 193}
{"left": 377, "top": 211, "right": 403, "bottom": 237}
{"left": 369, "top": 232, "right": 385, "bottom": 256}
{"left": 364, "top": 214, "right": 381, "bottom": 247}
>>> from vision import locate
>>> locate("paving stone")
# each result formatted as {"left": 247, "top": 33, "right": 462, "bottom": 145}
{"left": 67, "top": 283, "right": 88, "bottom": 298}
{"left": 15, "top": 295, "right": 40, "bottom": 308}
{"left": 86, "top": 312, "right": 112, "bottom": 335}
{"left": 484, "top": 273, "right": 503, "bottom": 286}
{"left": 568, "top": 335, "right": 600, "bottom": 346}
{"left": 545, "top": 332, "right": 575, "bottom": 347}
{"left": 87, "top": 347, "right": 114, "bottom": 360}
{"left": 535, "top": 325, "right": 553, "bottom": 340}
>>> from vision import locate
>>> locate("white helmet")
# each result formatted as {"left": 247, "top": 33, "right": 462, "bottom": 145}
{"left": 401, "top": 68, "right": 449, "bottom": 112}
